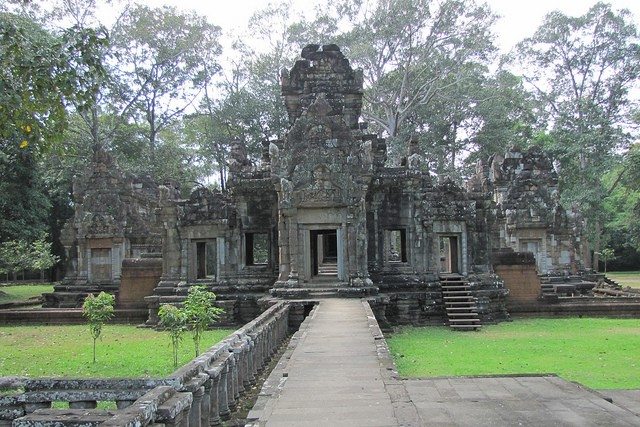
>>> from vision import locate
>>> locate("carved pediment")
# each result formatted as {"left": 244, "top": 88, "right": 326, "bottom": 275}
{"left": 294, "top": 164, "right": 345, "bottom": 207}
{"left": 84, "top": 213, "right": 121, "bottom": 237}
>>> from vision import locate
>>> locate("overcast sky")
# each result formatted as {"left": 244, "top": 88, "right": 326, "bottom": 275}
{"left": 140, "top": 0, "right": 640, "bottom": 53}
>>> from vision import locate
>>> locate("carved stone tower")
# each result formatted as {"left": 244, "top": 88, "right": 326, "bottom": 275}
{"left": 270, "top": 44, "right": 375, "bottom": 293}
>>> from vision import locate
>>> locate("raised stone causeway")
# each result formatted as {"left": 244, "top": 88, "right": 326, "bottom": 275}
{"left": 247, "top": 299, "right": 406, "bottom": 426}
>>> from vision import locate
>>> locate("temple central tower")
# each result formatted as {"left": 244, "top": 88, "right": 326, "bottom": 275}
{"left": 270, "top": 44, "right": 374, "bottom": 292}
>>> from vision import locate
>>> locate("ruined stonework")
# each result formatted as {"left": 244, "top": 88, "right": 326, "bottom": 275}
{"left": 59, "top": 45, "right": 586, "bottom": 325}
{"left": 46, "top": 147, "right": 162, "bottom": 307}
{"left": 484, "top": 147, "right": 582, "bottom": 274}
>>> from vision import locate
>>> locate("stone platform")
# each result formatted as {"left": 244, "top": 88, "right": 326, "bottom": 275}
{"left": 247, "top": 298, "right": 640, "bottom": 426}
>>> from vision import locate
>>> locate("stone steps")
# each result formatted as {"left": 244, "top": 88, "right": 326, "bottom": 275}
{"left": 270, "top": 285, "right": 378, "bottom": 299}
{"left": 440, "top": 275, "right": 481, "bottom": 331}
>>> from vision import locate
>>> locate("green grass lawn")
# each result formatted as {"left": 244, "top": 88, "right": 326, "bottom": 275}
{"left": 0, "top": 284, "right": 53, "bottom": 303}
{"left": 388, "top": 318, "right": 640, "bottom": 389}
{"left": 606, "top": 271, "right": 640, "bottom": 288}
{"left": 0, "top": 324, "right": 234, "bottom": 378}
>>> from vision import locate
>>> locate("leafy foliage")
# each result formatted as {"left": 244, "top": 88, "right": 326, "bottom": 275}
{"left": 82, "top": 291, "right": 115, "bottom": 363}
{"left": 158, "top": 303, "right": 188, "bottom": 368}
{"left": 0, "top": 12, "right": 107, "bottom": 152}
{"left": 157, "top": 286, "right": 223, "bottom": 367}
{"left": 514, "top": 3, "right": 640, "bottom": 268}
{"left": 183, "top": 285, "right": 224, "bottom": 357}
{"left": 0, "top": 235, "right": 59, "bottom": 277}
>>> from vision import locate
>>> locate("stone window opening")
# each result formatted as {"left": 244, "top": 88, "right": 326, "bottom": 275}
{"left": 246, "top": 232, "right": 269, "bottom": 266}
{"left": 387, "top": 229, "right": 407, "bottom": 263}
{"left": 196, "top": 241, "right": 217, "bottom": 279}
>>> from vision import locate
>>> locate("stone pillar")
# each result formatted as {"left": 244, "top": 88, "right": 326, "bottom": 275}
{"left": 227, "top": 352, "right": 237, "bottom": 411}
{"left": 164, "top": 407, "right": 189, "bottom": 427}
{"left": 218, "top": 361, "right": 230, "bottom": 420}
{"left": 233, "top": 342, "right": 247, "bottom": 393}
{"left": 201, "top": 378, "right": 212, "bottom": 427}
{"left": 287, "top": 211, "right": 299, "bottom": 284}
{"left": 246, "top": 337, "right": 256, "bottom": 386}
{"left": 277, "top": 211, "right": 290, "bottom": 282}
{"left": 188, "top": 386, "right": 204, "bottom": 427}
{"left": 207, "top": 367, "right": 221, "bottom": 426}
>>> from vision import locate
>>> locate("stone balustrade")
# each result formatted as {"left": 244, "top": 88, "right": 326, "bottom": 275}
{"left": 0, "top": 301, "right": 295, "bottom": 427}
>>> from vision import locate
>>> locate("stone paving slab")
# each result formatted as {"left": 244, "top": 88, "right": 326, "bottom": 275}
{"left": 598, "top": 390, "right": 640, "bottom": 417}
{"left": 405, "top": 376, "right": 640, "bottom": 426}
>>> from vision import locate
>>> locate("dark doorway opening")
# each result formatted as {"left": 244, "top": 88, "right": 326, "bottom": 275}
{"left": 310, "top": 229, "right": 338, "bottom": 278}
{"left": 196, "top": 241, "right": 217, "bottom": 279}
{"left": 439, "top": 236, "right": 460, "bottom": 274}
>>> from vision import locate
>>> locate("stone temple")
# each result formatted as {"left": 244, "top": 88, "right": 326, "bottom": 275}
{"left": 53, "top": 45, "right": 584, "bottom": 328}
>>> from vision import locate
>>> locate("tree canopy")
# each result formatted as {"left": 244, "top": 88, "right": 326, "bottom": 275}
{"left": 0, "top": 0, "right": 639, "bottom": 272}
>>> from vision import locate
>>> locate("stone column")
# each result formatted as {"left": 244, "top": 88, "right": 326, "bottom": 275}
{"left": 277, "top": 211, "right": 290, "bottom": 282}
{"left": 188, "top": 386, "right": 204, "bottom": 427}
{"left": 246, "top": 336, "right": 256, "bottom": 386}
{"left": 201, "top": 378, "right": 212, "bottom": 427}
{"left": 207, "top": 367, "right": 221, "bottom": 426}
{"left": 218, "top": 361, "right": 230, "bottom": 420}
{"left": 286, "top": 210, "right": 299, "bottom": 285}
{"left": 226, "top": 351, "right": 237, "bottom": 411}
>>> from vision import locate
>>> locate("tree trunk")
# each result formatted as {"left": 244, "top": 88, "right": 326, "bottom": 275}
{"left": 592, "top": 220, "right": 601, "bottom": 271}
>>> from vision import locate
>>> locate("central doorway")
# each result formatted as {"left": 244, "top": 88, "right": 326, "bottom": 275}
{"left": 439, "top": 235, "right": 460, "bottom": 274}
{"left": 310, "top": 229, "right": 338, "bottom": 278}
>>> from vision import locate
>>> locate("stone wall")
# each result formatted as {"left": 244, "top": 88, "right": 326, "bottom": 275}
{"left": 493, "top": 251, "right": 541, "bottom": 307}
{"left": 118, "top": 256, "right": 163, "bottom": 309}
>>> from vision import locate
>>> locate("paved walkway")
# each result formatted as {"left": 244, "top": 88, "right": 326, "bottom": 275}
{"left": 248, "top": 299, "right": 640, "bottom": 426}
{"left": 247, "top": 299, "right": 402, "bottom": 426}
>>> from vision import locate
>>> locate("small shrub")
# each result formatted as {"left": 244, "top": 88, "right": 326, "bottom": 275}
{"left": 183, "top": 286, "right": 224, "bottom": 357}
{"left": 599, "top": 247, "right": 616, "bottom": 273}
{"left": 82, "top": 292, "right": 115, "bottom": 363}
{"left": 158, "top": 304, "right": 187, "bottom": 368}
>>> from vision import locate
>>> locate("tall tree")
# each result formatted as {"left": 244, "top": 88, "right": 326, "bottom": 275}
{"left": 109, "top": 5, "right": 222, "bottom": 178}
{"left": 334, "top": 0, "right": 497, "bottom": 150}
{"left": 0, "top": 12, "right": 106, "bottom": 248}
{"left": 514, "top": 2, "right": 640, "bottom": 269}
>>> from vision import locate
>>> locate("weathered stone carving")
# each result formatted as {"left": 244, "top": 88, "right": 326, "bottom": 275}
{"left": 58, "top": 45, "right": 584, "bottom": 326}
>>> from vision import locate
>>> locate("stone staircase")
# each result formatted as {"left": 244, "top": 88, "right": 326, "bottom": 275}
{"left": 317, "top": 262, "right": 338, "bottom": 277}
{"left": 440, "top": 274, "right": 481, "bottom": 331}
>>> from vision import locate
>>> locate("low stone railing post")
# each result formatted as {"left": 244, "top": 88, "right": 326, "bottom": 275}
{"left": 218, "top": 359, "right": 230, "bottom": 420}
{"left": 233, "top": 340, "right": 247, "bottom": 394}
{"left": 231, "top": 349, "right": 240, "bottom": 405}
{"left": 189, "top": 386, "right": 204, "bottom": 427}
{"left": 201, "top": 377, "right": 212, "bottom": 427}
{"left": 206, "top": 367, "right": 221, "bottom": 426}
{"left": 226, "top": 352, "right": 237, "bottom": 412}
{"left": 246, "top": 336, "right": 256, "bottom": 387}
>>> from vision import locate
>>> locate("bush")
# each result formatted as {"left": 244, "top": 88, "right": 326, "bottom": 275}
{"left": 82, "top": 292, "right": 115, "bottom": 363}
{"left": 183, "top": 285, "right": 224, "bottom": 357}
{"left": 158, "top": 304, "right": 187, "bottom": 368}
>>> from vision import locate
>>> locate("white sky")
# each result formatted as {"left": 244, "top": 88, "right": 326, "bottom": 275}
{"left": 140, "top": 0, "right": 640, "bottom": 54}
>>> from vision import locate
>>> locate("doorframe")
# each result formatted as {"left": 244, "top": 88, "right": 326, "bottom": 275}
{"left": 301, "top": 224, "right": 345, "bottom": 282}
